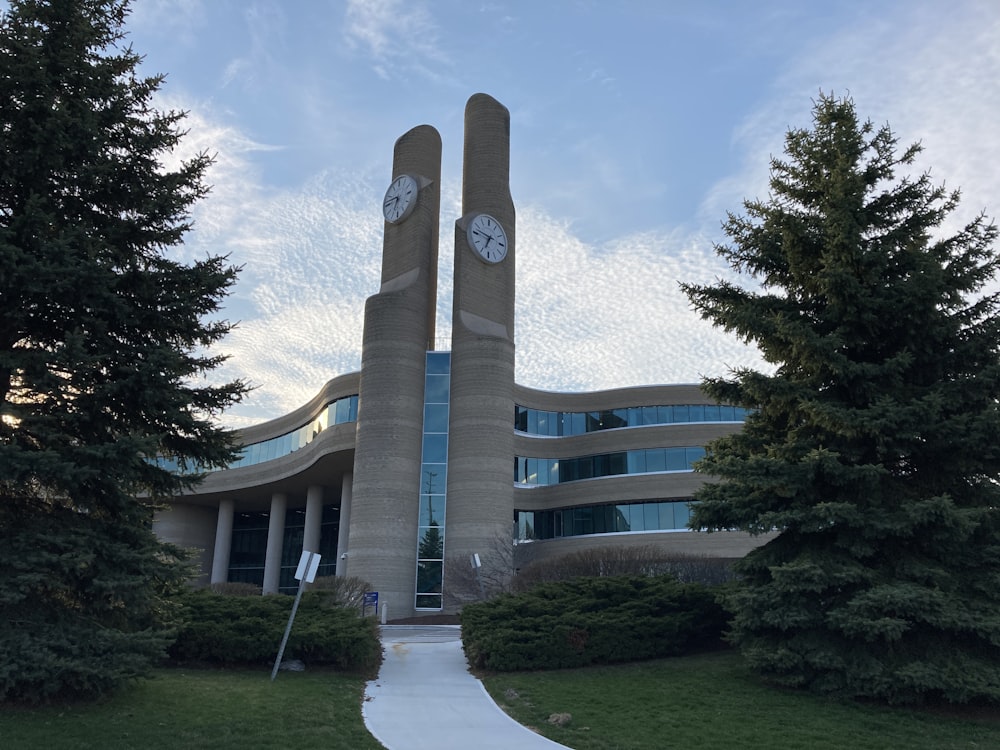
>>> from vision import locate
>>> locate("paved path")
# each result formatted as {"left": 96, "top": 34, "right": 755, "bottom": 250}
{"left": 363, "top": 625, "right": 571, "bottom": 750}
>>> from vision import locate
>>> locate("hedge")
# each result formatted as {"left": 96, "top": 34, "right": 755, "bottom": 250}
{"left": 168, "top": 589, "right": 382, "bottom": 673}
{"left": 461, "top": 574, "right": 727, "bottom": 671}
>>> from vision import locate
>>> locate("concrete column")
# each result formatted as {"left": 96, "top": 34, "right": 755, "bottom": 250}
{"left": 304, "top": 485, "right": 323, "bottom": 554}
{"left": 262, "top": 493, "right": 287, "bottom": 594}
{"left": 337, "top": 473, "right": 353, "bottom": 576}
{"left": 210, "top": 498, "right": 235, "bottom": 585}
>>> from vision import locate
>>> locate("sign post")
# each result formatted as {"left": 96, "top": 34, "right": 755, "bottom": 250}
{"left": 362, "top": 591, "right": 378, "bottom": 618}
{"left": 270, "top": 549, "right": 321, "bottom": 682}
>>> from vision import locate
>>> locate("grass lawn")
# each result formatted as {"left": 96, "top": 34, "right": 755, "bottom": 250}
{"left": 0, "top": 668, "right": 383, "bottom": 750}
{"left": 482, "top": 650, "right": 1000, "bottom": 750}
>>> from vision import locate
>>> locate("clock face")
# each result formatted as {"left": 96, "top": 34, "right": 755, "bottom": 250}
{"left": 466, "top": 213, "right": 508, "bottom": 264}
{"left": 383, "top": 174, "right": 419, "bottom": 223}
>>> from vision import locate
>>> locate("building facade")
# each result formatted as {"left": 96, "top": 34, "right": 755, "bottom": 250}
{"left": 153, "top": 94, "right": 766, "bottom": 619}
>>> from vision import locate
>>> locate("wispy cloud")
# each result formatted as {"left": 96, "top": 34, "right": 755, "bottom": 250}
{"left": 343, "top": 0, "right": 449, "bottom": 81}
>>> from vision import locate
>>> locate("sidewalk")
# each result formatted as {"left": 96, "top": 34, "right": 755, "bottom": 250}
{"left": 362, "top": 625, "right": 571, "bottom": 750}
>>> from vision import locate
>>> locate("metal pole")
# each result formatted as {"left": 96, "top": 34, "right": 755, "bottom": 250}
{"left": 270, "top": 577, "right": 306, "bottom": 682}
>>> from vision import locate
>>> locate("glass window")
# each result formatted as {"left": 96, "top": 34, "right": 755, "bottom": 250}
{"left": 569, "top": 412, "right": 586, "bottom": 435}
{"left": 422, "top": 434, "right": 448, "bottom": 463}
{"left": 703, "top": 404, "right": 721, "bottom": 421}
{"left": 642, "top": 406, "right": 659, "bottom": 425}
{"left": 526, "top": 458, "right": 539, "bottom": 485}
{"left": 425, "top": 374, "right": 449, "bottom": 403}
{"left": 573, "top": 507, "right": 594, "bottom": 536}
{"left": 417, "top": 525, "right": 444, "bottom": 559}
{"left": 514, "top": 406, "right": 528, "bottom": 432}
{"left": 665, "top": 448, "right": 687, "bottom": 471}
{"left": 627, "top": 449, "right": 646, "bottom": 473}
{"left": 643, "top": 503, "right": 660, "bottom": 530}
{"left": 517, "top": 511, "right": 535, "bottom": 540}
{"left": 419, "top": 495, "right": 446, "bottom": 526}
{"left": 416, "top": 560, "right": 443, "bottom": 594}
{"left": 673, "top": 405, "right": 690, "bottom": 423}
{"left": 614, "top": 504, "right": 632, "bottom": 532}
{"left": 426, "top": 351, "right": 450, "bottom": 375}
{"left": 416, "top": 593, "right": 442, "bottom": 609}
{"left": 688, "top": 405, "right": 705, "bottom": 422}
{"left": 608, "top": 451, "right": 628, "bottom": 476}
{"left": 686, "top": 446, "right": 706, "bottom": 467}
{"left": 421, "top": 467, "right": 445, "bottom": 495}
{"left": 646, "top": 449, "right": 667, "bottom": 472}
{"left": 424, "top": 403, "right": 449, "bottom": 433}
{"left": 673, "top": 501, "right": 691, "bottom": 528}
{"left": 548, "top": 459, "right": 559, "bottom": 485}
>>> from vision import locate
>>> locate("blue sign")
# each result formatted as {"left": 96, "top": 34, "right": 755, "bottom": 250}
{"left": 363, "top": 591, "right": 378, "bottom": 607}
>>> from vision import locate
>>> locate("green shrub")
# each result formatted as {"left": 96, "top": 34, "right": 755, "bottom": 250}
{"left": 169, "top": 589, "right": 382, "bottom": 673}
{"left": 461, "top": 574, "right": 727, "bottom": 671}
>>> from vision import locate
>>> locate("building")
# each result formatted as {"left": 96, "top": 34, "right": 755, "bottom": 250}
{"left": 153, "top": 94, "right": 767, "bottom": 619}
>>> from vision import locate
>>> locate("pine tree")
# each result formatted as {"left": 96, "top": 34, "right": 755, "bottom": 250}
{"left": 683, "top": 94, "right": 1000, "bottom": 704}
{"left": 0, "top": 0, "right": 248, "bottom": 703}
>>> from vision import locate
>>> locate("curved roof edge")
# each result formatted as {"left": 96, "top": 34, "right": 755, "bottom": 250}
{"left": 513, "top": 382, "right": 712, "bottom": 412}
{"left": 235, "top": 371, "right": 361, "bottom": 445}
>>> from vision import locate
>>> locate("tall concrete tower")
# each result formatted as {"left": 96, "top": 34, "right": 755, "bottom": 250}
{"left": 445, "top": 94, "right": 516, "bottom": 594}
{"left": 346, "top": 125, "right": 442, "bottom": 615}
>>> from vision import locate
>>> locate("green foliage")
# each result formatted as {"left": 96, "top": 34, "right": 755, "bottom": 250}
{"left": 169, "top": 589, "right": 383, "bottom": 673}
{"left": 683, "top": 94, "right": 1000, "bottom": 704}
{"left": 0, "top": 0, "right": 248, "bottom": 704}
{"left": 0, "top": 502, "right": 191, "bottom": 704}
{"left": 460, "top": 574, "right": 727, "bottom": 672}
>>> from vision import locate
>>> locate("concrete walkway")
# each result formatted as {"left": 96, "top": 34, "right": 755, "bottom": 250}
{"left": 363, "top": 625, "right": 571, "bottom": 750}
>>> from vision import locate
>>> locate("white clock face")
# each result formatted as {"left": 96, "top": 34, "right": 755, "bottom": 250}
{"left": 466, "top": 213, "right": 508, "bottom": 264}
{"left": 383, "top": 174, "right": 419, "bottom": 223}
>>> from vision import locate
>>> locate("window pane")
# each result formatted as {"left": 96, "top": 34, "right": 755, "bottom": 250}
{"left": 673, "top": 501, "right": 691, "bottom": 528}
{"left": 419, "top": 495, "right": 445, "bottom": 525}
{"left": 422, "top": 434, "right": 448, "bottom": 463}
{"left": 416, "top": 593, "right": 442, "bottom": 609}
{"left": 665, "top": 447, "right": 687, "bottom": 471}
{"left": 673, "top": 405, "right": 690, "bottom": 422}
{"left": 645, "top": 449, "right": 667, "bottom": 472}
{"left": 614, "top": 504, "right": 632, "bottom": 532}
{"left": 686, "top": 446, "right": 706, "bottom": 467}
{"left": 643, "top": 503, "right": 659, "bottom": 530}
{"left": 515, "top": 406, "right": 528, "bottom": 432}
{"left": 424, "top": 403, "right": 449, "bottom": 433}
{"left": 608, "top": 452, "right": 628, "bottom": 476}
{"left": 425, "top": 374, "right": 449, "bottom": 403}
{"left": 703, "top": 404, "right": 721, "bottom": 421}
{"left": 416, "top": 560, "right": 443, "bottom": 593}
{"left": 418, "top": 525, "right": 444, "bottom": 559}
{"left": 426, "top": 351, "right": 450, "bottom": 375}
{"left": 421, "top": 467, "right": 445, "bottom": 494}
{"left": 627, "top": 449, "right": 646, "bottom": 474}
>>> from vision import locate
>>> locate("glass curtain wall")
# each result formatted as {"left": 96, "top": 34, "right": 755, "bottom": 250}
{"left": 415, "top": 352, "right": 451, "bottom": 610}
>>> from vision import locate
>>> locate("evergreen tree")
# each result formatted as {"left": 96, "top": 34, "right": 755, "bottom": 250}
{"left": 683, "top": 94, "right": 1000, "bottom": 704}
{"left": 0, "top": 0, "right": 247, "bottom": 703}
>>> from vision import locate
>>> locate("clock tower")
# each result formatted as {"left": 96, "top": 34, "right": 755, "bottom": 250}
{"left": 346, "top": 124, "right": 442, "bottom": 614}
{"left": 445, "top": 94, "right": 516, "bottom": 588}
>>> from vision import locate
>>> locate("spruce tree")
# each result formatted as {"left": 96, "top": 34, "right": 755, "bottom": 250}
{"left": 683, "top": 94, "right": 1000, "bottom": 704}
{"left": 0, "top": 0, "right": 247, "bottom": 703}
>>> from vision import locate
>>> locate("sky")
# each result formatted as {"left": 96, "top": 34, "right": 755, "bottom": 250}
{"left": 120, "top": 0, "right": 1000, "bottom": 428}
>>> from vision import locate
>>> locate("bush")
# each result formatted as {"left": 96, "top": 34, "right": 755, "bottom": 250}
{"left": 514, "top": 546, "right": 735, "bottom": 590}
{"left": 309, "top": 575, "right": 373, "bottom": 612}
{"left": 168, "top": 589, "right": 382, "bottom": 674}
{"left": 461, "top": 574, "right": 728, "bottom": 672}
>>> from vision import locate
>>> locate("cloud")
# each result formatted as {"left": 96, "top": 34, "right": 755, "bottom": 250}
{"left": 342, "top": 0, "right": 449, "bottom": 81}
{"left": 514, "top": 208, "right": 766, "bottom": 393}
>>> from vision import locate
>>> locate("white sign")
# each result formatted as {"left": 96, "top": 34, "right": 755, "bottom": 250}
{"left": 294, "top": 550, "right": 321, "bottom": 583}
